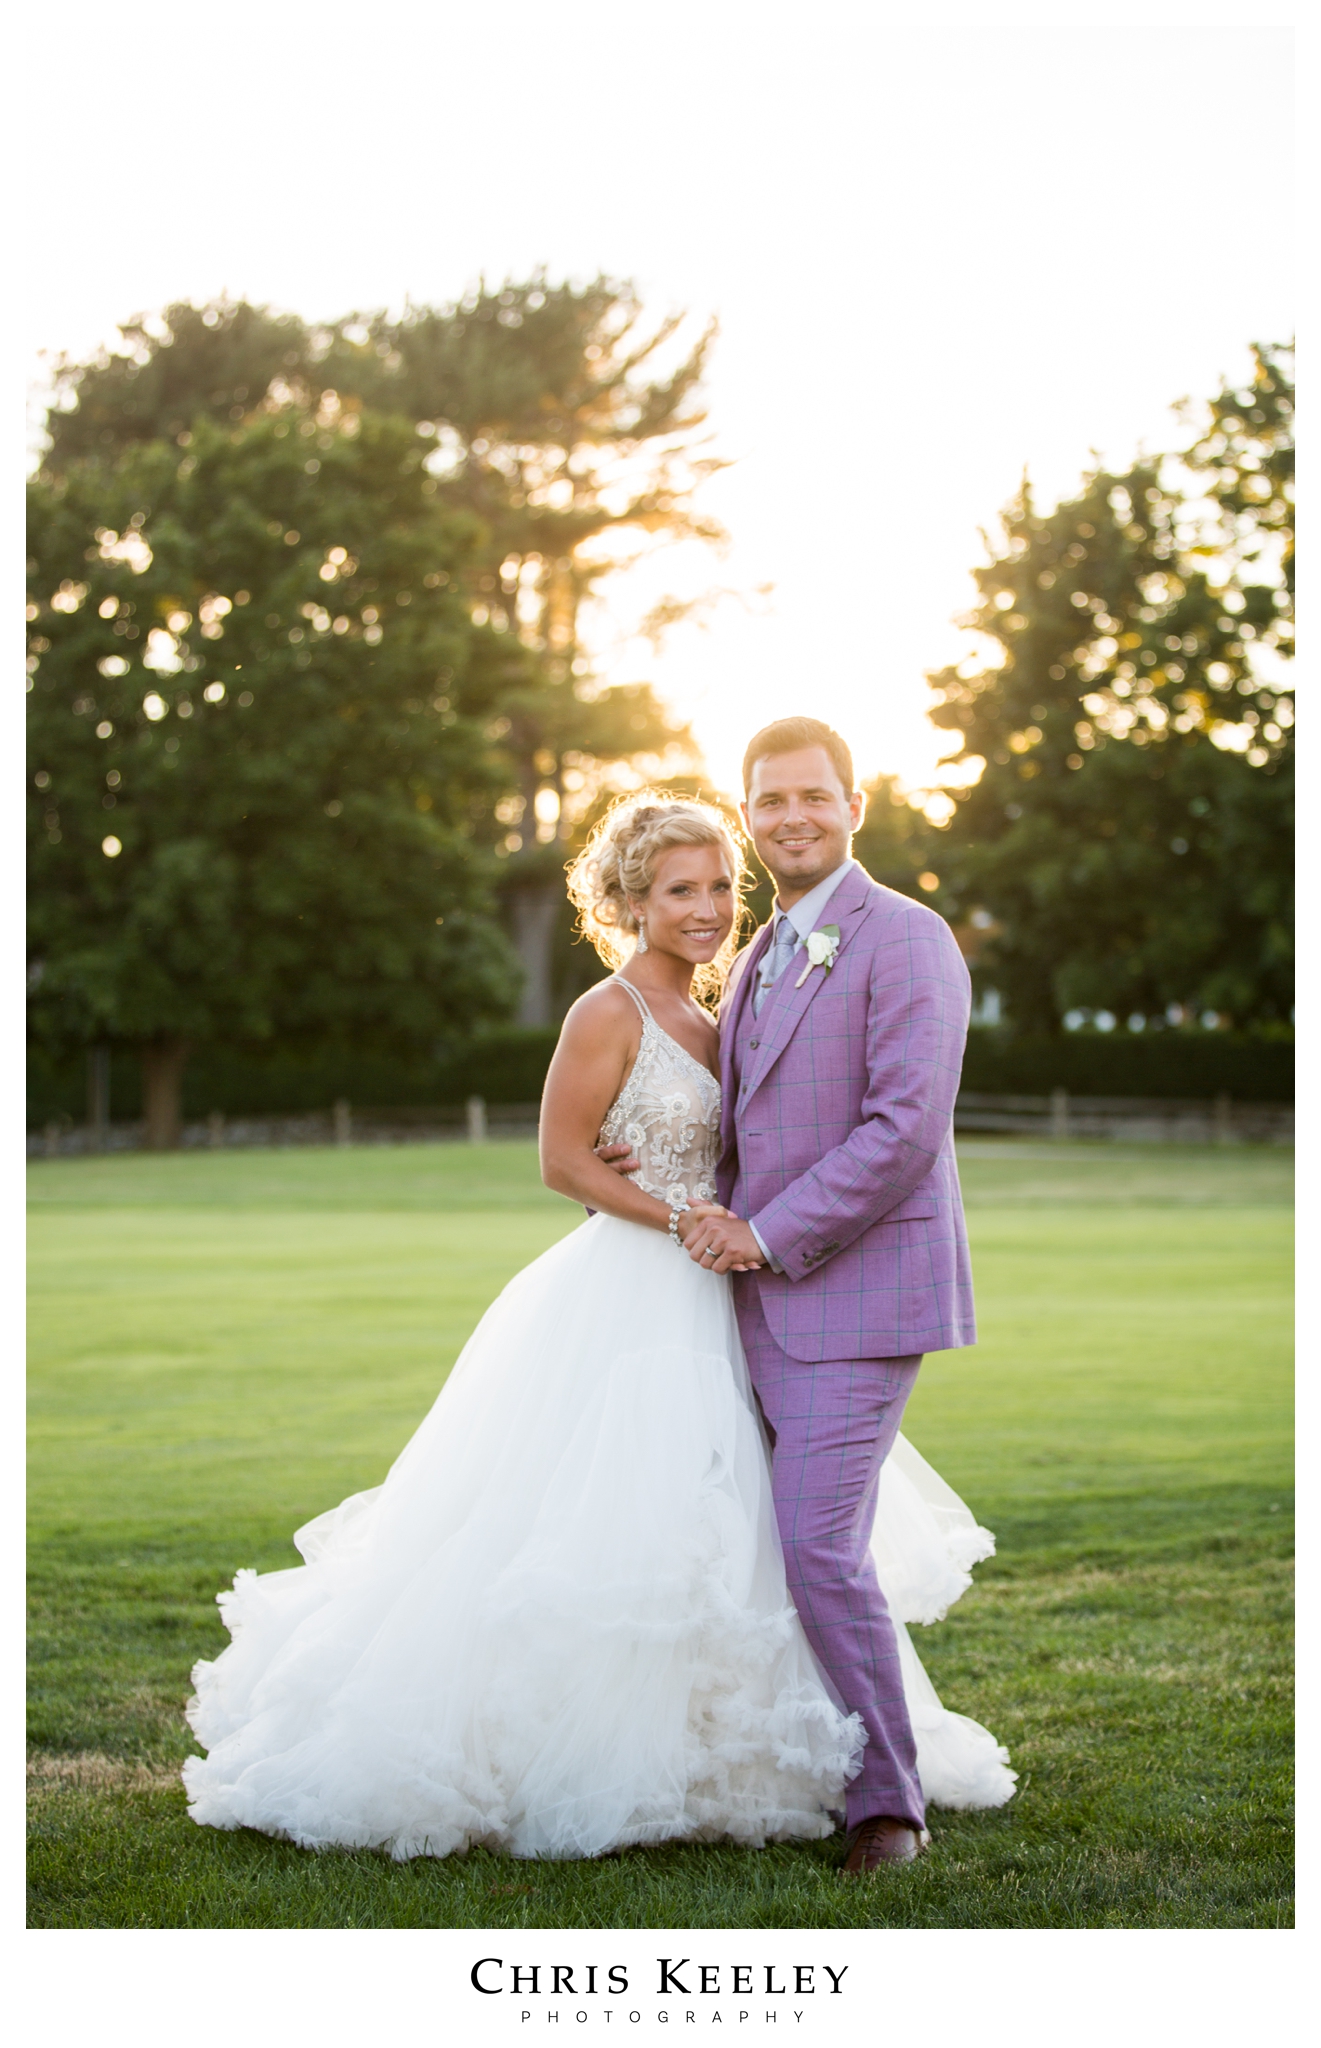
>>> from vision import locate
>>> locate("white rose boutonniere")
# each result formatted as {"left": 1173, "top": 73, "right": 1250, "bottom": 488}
{"left": 795, "top": 923, "right": 841, "bottom": 987}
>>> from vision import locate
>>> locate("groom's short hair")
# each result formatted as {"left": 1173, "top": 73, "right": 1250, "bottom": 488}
{"left": 742, "top": 718, "right": 855, "bottom": 798}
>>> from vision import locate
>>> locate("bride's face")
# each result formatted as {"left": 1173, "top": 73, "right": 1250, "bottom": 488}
{"left": 631, "top": 843, "right": 736, "bottom": 964}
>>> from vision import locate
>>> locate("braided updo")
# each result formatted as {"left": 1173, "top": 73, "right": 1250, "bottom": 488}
{"left": 565, "top": 790, "right": 749, "bottom": 1003}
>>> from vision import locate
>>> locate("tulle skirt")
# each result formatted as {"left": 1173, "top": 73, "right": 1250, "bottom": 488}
{"left": 183, "top": 1212, "right": 1013, "bottom": 1859}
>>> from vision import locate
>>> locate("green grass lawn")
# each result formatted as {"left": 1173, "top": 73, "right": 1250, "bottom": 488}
{"left": 27, "top": 1138, "right": 1293, "bottom": 1928}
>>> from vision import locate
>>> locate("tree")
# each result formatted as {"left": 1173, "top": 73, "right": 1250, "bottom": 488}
{"left": 44, "top": 281, "right": 724, "bottom": 1020}
{"left": 925, "top": 345, "right": 1293, "bottom": 1034}
{"left": 28, "top": 404, "right": 522, "bottom": 1145}
{"left": 326, "top": 281, "right": 722, "bottom": 1019}
{"left": 1182, "top": 340, "right": 1294, "bottom": 647}
{"left": 850, "top": 776, "right": 945, "bottom": 900}
{"left": 43, "top": 299, "right": 310, "bottom": 466}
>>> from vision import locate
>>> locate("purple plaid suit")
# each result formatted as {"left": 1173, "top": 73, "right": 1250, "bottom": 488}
{"left": 717, "top": 861, "right": 975, "bottom": 1831}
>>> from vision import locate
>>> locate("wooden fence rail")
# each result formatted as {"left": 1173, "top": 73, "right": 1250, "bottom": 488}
{"left": 28, "top": 1091, "right": 1292, "bottom": 1157}
{"left": 952, "top": 1090, "right": 1292, "bottom": 1145}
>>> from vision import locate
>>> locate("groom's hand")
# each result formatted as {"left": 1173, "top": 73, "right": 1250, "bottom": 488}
{"left": 679, "top": 1206, "right": 764, "bottom": 1275}
{"left": 594, "top": 1140, "right": 641, "bottom": 1176}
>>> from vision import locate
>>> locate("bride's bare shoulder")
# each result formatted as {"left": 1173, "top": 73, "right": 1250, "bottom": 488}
{"left": 544, "top": 980, "right": 642, "bottom": 1107}
{"left": 557, "top": 979, "right": 642, "bottom": 1051}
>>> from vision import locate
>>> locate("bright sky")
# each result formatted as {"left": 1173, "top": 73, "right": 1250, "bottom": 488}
{"left": 25, "top": 2, "right": 1293, "bottom": 800}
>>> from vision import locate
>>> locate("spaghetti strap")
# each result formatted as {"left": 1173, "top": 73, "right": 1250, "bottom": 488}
{"left": 611, "top": 975, "right": 655, "bottom": 1026}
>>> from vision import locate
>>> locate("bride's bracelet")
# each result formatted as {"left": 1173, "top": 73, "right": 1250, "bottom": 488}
{"left": 668, "top": 1201, "right": 690, "bottom": 1249}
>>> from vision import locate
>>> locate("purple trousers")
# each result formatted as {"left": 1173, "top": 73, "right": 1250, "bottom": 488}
{"left": 734, "top": 1279, "right": 925, "bottom": 1833}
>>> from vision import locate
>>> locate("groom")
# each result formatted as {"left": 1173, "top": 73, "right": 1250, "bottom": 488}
{"left": 676, "top": 718, "right": 976, "bottom": 1872}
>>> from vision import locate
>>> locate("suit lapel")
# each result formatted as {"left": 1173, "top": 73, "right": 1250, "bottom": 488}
{"left": 719, "top": 919, "right": 774, "bottom": 1152}
{"left": 739, "top": 867, "right": 877, "bottom": 1098}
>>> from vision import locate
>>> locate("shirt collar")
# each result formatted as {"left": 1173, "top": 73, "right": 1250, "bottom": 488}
{"left": 774, "top": 859, "right": 856, "bottom": 943}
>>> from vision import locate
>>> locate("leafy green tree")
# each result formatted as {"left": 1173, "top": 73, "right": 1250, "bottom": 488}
{"left": 28, "top": 405, "right": 521, "bottom": 1145}
{"left": 44, "top": 281, "right": 720, "bottom": 1019}
{"left": 926, "top": 346, "right": 1293, "bottom": 1034}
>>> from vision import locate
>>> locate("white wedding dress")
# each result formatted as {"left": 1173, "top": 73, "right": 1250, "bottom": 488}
{"left": 183, "top": 980, "right": 1014, "bottom": 1859}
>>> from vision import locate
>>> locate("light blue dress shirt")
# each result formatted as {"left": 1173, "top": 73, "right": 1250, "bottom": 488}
{"left": 745, "top": 860, "right": 856, "bottom": 1272}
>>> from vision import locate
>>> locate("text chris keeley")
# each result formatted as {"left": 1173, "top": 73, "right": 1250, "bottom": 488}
{"left": 471, "top": 1960, "right": 848, "bottom": 1997}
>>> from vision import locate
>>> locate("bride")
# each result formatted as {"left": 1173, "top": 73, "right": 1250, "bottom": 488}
{"left": 183, "top": 793, "right": 1014, "bottom": 1861}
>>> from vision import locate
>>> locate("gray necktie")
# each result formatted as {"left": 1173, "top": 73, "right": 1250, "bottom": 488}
{"left": 752, "top": 915, "right": 799, "bottom": 1017}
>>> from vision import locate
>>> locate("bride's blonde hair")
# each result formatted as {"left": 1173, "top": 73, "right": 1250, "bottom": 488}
{"left": 566, "top": 790, "right": 750, "bottom": 1005}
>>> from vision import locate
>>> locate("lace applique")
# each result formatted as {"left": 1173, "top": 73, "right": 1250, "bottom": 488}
{"left": 600, "top": 986, "right": 722, "bottom": 1212}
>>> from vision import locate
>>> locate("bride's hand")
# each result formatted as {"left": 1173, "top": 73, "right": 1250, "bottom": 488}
{"left": 678, "top": 1204, "right": 764, "bottom": 1272}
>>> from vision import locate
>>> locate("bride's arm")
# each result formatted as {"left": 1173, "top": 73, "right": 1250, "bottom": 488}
{"left": 538, "top": 988, "right": 676, "bottom": 1231}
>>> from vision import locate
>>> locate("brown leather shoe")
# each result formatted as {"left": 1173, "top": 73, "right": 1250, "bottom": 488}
{"left": 841, "top": 1817, "right": 931, "bottom": 1873}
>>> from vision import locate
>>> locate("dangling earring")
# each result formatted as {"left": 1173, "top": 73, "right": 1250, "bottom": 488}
{"left": 634, "top": 921, "right": 649, "bottom": 955}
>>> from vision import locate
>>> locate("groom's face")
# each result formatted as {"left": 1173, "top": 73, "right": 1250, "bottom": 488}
{"left": 741, "top": 746, "right": 865, "bottom": 904}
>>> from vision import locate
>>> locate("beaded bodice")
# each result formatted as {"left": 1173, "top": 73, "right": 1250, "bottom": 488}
{"left": 599, "top": 978, "right": 722, "bottom": 1212}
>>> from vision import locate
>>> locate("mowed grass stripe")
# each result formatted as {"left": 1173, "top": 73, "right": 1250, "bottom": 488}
{"left": 909, "top": 1207, "right": 1291, "bottom": 1510}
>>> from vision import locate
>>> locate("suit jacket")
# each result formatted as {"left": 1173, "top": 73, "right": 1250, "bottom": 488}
{"left": 717, "top": 862, "right": 976, "bottom": 1361}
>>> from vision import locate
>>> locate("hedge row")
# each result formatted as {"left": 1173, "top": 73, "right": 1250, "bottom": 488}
{"left": 958, "top": 1030, "right": 1293, "bottom": 1103}
{"left": 26, "top": 1029, "right": 563, "bottom": 1127}
{"left": 27, "top": 1024, "right": 1293, "bottom": 1129}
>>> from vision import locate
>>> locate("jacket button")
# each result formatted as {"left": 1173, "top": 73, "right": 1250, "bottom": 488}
{"left": 749, "top": 1039, "right": 760, "bottom": 1048}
